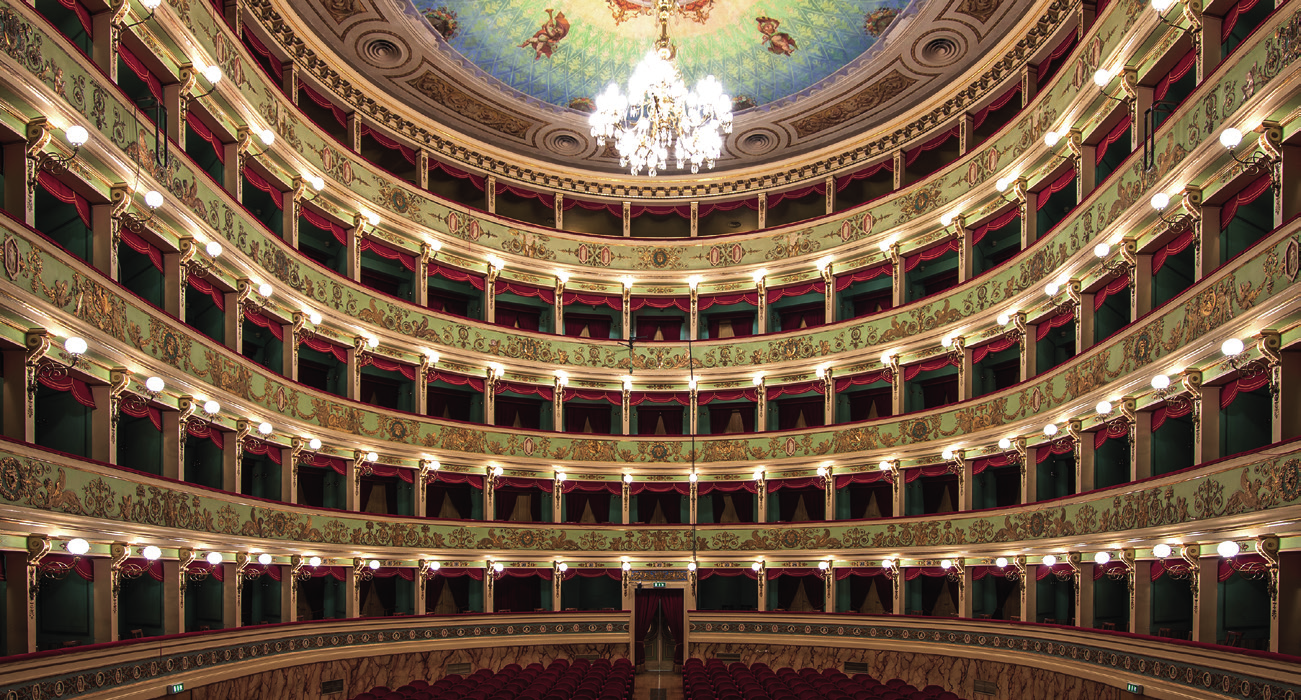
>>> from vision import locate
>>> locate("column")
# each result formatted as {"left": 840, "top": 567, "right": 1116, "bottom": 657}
{"left": 1132, "top": 410, "right": 1152, "bottom": 481}
{"left": 690, "top": 202, "right": 699, "bottom": 238}
{"left": 5, "top": 547, "right": 34, "bottom": 653}
{"left": 96, "top": 551, "right": 118, "bottom": 643}
{"left": 1131, "top": 558, "right": 1151, "bottom": 636}
{"left": 345, "top": 455, "right": 360, "bottom": 512}
{"left": 1016, "top": 557, "right": 1034, "bottom": 623}
{"left": 1017, "top": 441, "right": 1036, "bottom": 505}
{"left": 622, "top": 202, "right": 631, "bottom": 237}
{"left": 91, "top": 384, "right": 114, "bottom": 464}
{"left": 21, "top": 330, "right": 48, "bottom": 444}
{"left": 1076, "top": 560, "right": 1094, "bottom": 628}
{"left": 2, "top": 142, "right": 30, "bottom": 227}
{"left": 958, "top": 113, "right": 975, "bottom": 155}
{"left": 414, "top": 462, "right": 430, "bottom": 518}
{"left": 689, "top": 479, "right": 698, "bottom": 524}
{"left": 887, "top": 358, "right": 903, "bottom": 417}
{"left": 688, "top": 284, "right": 699, "bottom": 340}
{"left": 756, "top": 192, "right": 767, "bottom": 229}
{"left": 283, "top": 443, "right": 299, "bottom": 505}
{"left": 824, "top": 176, "right": 835, "bottom": 215}
{"left": 888, "top": 244, "right": 904, "bottom": 309}
{"left": 755, "top": 276, "right": 767, "bottom": 334}
{"left": 1017, "top": 315, "right": 1035, "bottom": 382}
{"left": 621, "top": 282, "right": 631, "bottom": 342}
{"left": 1017, "top": 180, "right": 1037, "bottom": 247}
{"left": 756, "top": 563, "right": 767, "bottom": 611}
{"left": 958, "top": 566, "right": 973, "bottom": 618}
{"left": 1077, "top": 292, "right": 1096, "bottom": 353}
{"left": 755, "top": 377, "right": 767, "bottom": 432}
{"left": 484, "top": 572, "right": 495, "bottom": 614}
{"left": 345, "top": 339, "right": 361, "bottom": 401}
{"left": 415, "top": 244, "right": 432, "bottom": 308}
{"left": 345, "top": 562, "right": 360, "bottom": 619}
{"left": 170, "top": 399, "right": 196, "bottom": 482}
{"left": 0, "top": 350, "right": 24, "bottom": 441}
{"left": 1199, "top": 10, "right": 1222, "bottom": 78}
{"left": 821, "top": 371, "right": 834, "bottom": 426}
{"left": 891, "top": 151, "right": 903, "bottom": 190}
{"left": 688, "top": 387, "right": 698, "bottom": 435}
{"left": 890, "top": 469, "right": 904, "bottom": 519}
{"left": 621, "top": 479, "right": 630, "bottom": 525}
{"left": 755, "top": 475, "right": 767, "bottom": 524}
{"left": 554, "top": 278, "right": 565, "bottom": 337}
{"left": 1190, "top": 191, "right": 1216, "bottom": 280}
{"left": 958, "top": 456, "right": 973, "bottom": 511}
{"left": 891, "top": 571, "right": 905, "bottom": 615}
{"left": 822, "top": 569, "right": 834, "bottom": 613}
{"left": 282, "top": 562, "right": 299, "bottom": 623}
{"left": 959, "top": 344, "right": 974, "bottom": 402}
{"left": 621, "top": 386, "right": 631, "bottom": 435}
{"left": 1196, "top": 553, "right": 1218, "bottom": 643}
{"left": 484, "top": 372, "right": 497, "bottom": 425}
{"left": 414, "top": 563, "right": 430, "bottom": 615}
{"left": 346, "top": 112, "right": 361, "bottom": 153}
{"left": 1076, "top": 426, "right": 1095, "bottom": 494}
{"left": 821, "top": 265, "right": 834, "bottom": 325}
{"left": 347, "top": 215, "right": 363, "bottom": 283}
{"left": 553, "top": 377, "right": 565, "bottom": 434}
{"left": 1282, "top": 348, "right": 1301, "bottom": 441}
{"left": 92, "top": 199, "right": 116, "bottom": 278}
{"left": 1196, "top": 385, "right": 1220, "bottom": 465}
{"left": 223, "top": 562, "right": 240, "bottom": 630}
{"left": 552, "top": 476, "right": 563, "bottom": 524}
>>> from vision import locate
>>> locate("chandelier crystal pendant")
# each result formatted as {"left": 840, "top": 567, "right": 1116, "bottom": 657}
{"left": 589, "top": 0, "right": 733, "bottom": 176}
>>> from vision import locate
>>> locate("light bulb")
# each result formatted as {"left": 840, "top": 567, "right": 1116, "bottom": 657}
{"left": 146, "top": 376, "right": 164, "bottom": 393}
{"left": 257, "top": 553, "right": 272, "bottom": 566}
{"left": 426, "top": 460, "right": 441, "bottom": 471}
{"left": 1151, "top": 374, "right": 1170, "bottom": 390}
{"left": 1150, "top": 192, "right": 1170, "bottom": 211}
{"left": 64, "top": 125, "right": 89, "bottom": 147}
{"left": 815, "top": 366, "right": 826, "bottom": 378}
{"left": 750, "top": 268, "right": 767, "bottom": 283}
{"left": 816, "top": 466, "right": 828, "bottom": 477}
{"left": 754, "top": 469, "right": 765, "bottom": 480}
{"left": 492, "top": 465, "right": 503, "bottom": 477}
{"left": 687, "top": 275, "right": 702, "bottom": 290}
{"left": 258, "top": 129, "right": 275, "bottom": 146}
{"left": 940, "top": 213, "right": 955, "bottom": 227}
{"left": 257, "top": 421, "right": 272, "bottom": 435}
{"left": 877, "top": 238, "right": 894, "bottom": 253}
{"left": 141, "top": 0, "right": 161, "bottom": 9}
{"left": 1152, "top": 543, "right": 1173, "bottom": 558}
{"left": 688, "top": 472, "right": 698, "bottom": 482}
{"left": 995, "top": 177, "right": 1010, "bottom": 192}
{"left": 206, "top": 552, "right": 223, "bottom": 566}
{"left": 557, "top": 562, "right": 568, "bottom": 572}
{"left": 364, "top": 212, "right": 380, "bottom": 227}
{"left": 1096, "top": 401, "right": 1113, "bottom": 415}
{"left": 818, "top": 561, "right": 830, "bottom": 571}
{"left": 1043, "top": 130, "right": 1060, "bottom": 147}
{"left": 1217, "top": 541, "right": 1240, "bottom": 558}
{"left": 368, "top": 559, "right": 380, "bottom": 570}
{"left": 144, "top": 190, "right": 164, "bottom": 209}
{"left": 878, "top": 460, "right": 892, "bottom": 471}
{"left": 1042, "top": 554, "right": 1057, "bottom": 567}
{"left": 556, "top": 471, "right": 567, "bottom": 482}
{"left": 1045, "top": 282, "right": 1060, "bottom": 296}
{"left": 620, "top": 275, "right": 636, "bottom": 289}
{"left": 880, "top": 351, "right": 895, "bottom": 366}
{"left": 308, "top": 438, "right": 322, "bottom": 450}
{"left": 623, "top": 473, "right": 634, "bottom": 484}
{"left": 1094, "top": 551, "right": 1111, "bottom": 565}
{"left": 258, "top": 283, "right": 273, "bottom": 297}
{"left": 751, "top": 562, "right": 762, "bottom": 572}
{"left": 142, "top": 545, "right": 162, "bottom": 560}
{"left": 1221, "top": 338, "right": 1244, "bottom": 356}
{"left": 308, "top": 312, "right": 322, "bottom": 326}
{"left": 881, "top": 558, "right": 895, "bottom": 569}
{"left": 365, "top": 336, "right": 378, "bottom": 349}
{"left": 309, "top": 556, "right": 322, "bottom": 567}
{"left": 998, "top": 438, "right": 1012, "bottom": 450}
{"left": 427, "top": 561, "right": 441, "bottom": 571}
{"left": 205, "top": 241, "right": 222, "bottom": 257}
{"left": 941, "top": 559, "right": 953, "bottom": 570}
{"left": 622, "top": 562, "right": 632, "bottom": 572}
{"left": 995, "top": 557, "right": 1008, "bottom": 568}
{"left": 1094, "top": 243, "right": 1111, "bottom": 258}
{"left": 752, "top": 373, "right": 764, "bottom": 386}
{"left": 1043, "top": 423, "right": 1058, "bottom": 436}
{"left": 486, "top": 255, "right": 504, "bottom": 271}
{"left": 202, "top": 64, "right": 223, "bottom": 84}
{"left": 1092, "top": 68, "right": 1111, "bottom": 88}
{"left": 816, "top": 256, "right": 834, "bottom": 272}
{"left": 64, "top": 336, "right": 88, "bottom": 355}
{"left": 687, "top": 562, "right": 697, "bottom": 572}
{"left": 203, "top": 400, "right": 219, "bottom": 415}
{"left": 942, "top": 449, "right": 955, "bottom": 460}
{"left": 1219, "top": 128, "right": 1243, "bottom": 149}
{"left": 554, "top": 269, "right": 570, "bottom": 284}
{"left": 310, "top": 175, "right": 326, "bottom": 191}
{"left": 426, "top": 351, "right": 440, "bottom": 364}
{"left": 67, "top": 538, "right": 90, "bottom": 555}
{"left": 1151, "top": 0, "right": 1174, "bottom": 11}
{"left": 997, "top": 313, "right": 1011, "bottom": 326}
{"left": 366, "top": 451, "right": 379, "bottom": 463}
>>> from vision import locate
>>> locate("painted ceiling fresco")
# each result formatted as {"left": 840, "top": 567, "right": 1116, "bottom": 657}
{"left": 407, "top": 0, "right": 914, "bottom": 110}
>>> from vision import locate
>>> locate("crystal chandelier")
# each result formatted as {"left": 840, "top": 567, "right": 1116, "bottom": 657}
{"left": 589, "top": 0, "right": 733, "bottom": 176}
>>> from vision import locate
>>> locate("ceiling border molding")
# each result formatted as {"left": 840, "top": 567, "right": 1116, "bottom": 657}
{"left": 248, "top": 0, "right": 1072, "bottom": 199}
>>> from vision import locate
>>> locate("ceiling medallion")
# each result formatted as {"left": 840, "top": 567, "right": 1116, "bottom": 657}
{"left": 588, "top": 0, "right": 733, "bottom": 176}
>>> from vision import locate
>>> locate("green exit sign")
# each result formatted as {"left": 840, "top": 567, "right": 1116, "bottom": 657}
{"left": 653, "top": 582, "right": 666, "bottom": 588}
{"left": 1126, "top": 683, "right": 1143, "bottom": 695}
{"left": 165, "top": 683, "right": 185, "bottom": 695}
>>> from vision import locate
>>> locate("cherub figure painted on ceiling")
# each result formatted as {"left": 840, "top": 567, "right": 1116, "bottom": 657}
{"left": 756, "top": 16, "right": 798, "bottom": 56}
{"left": 520, "top": 8, "right": 571, "bottom": 60}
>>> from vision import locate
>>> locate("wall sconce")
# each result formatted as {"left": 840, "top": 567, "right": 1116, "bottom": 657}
{"left": 940, "top": 334, "right": 964, "bottom": 363}
{"left": 298, "top": 174, "right": 326, "bottom": 203}
{"left": 489, "top": 561, "right": 506, "bottom": 580}
{"left": 1092, "top": 68, "right": 1125, "bottom": 102}
{"left": 940, "top": 558, "right": 965, "bottom": 583}
{"left": 191, "top": 63, "right": 222, "bottom": 99}
{"left": 354, "top": 558, "right": 380, "bottom": 582}
{"left": 119, "top": 189, "right": 165, "bottom": 234}
{"left": 245, "top": 128, "right": 276, "bottom": 158}
{"left": 881, "top": 558, "right": 898, "bottom": 581}
{"left": 1219, "top": 127, "right": 1282, "bottom": 193}
{"left": 30, "top": 124, "right": 88, "bottom": 182}
{"left": 119, "top": 0, "right": 162, "bottom": 28}
{"left": 816, "top": 560, "right": 832, "bottom": 579}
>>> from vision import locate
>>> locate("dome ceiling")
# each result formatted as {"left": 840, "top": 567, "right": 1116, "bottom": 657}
{"left": 408, "top": 0, "right": 911, "bottom": 110}
{"left": 285, "top": 0, "right": 1042, "bottom": 176}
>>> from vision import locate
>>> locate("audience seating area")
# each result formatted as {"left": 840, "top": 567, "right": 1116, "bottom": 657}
{"left": 348, "top": 658, "right": 635, "bottom": 700}
{"left": 683, "top": 659, "right": 965, "bottom": 700}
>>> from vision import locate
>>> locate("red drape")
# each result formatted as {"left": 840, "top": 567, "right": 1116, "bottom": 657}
{"left": 309, "top": 454, "right": 347, "bottom": 475}
{"left": 628, "top": 392, "right": 691, "bottom": 406}
{"left": 1218, "top": 554, "right": 1269, "bottom": 582}
{"left": 187, "top": 273, "right": 226, "bottom": 310}
{"left": 1035, "top": 168, "right": 1077, "bottom": 210}
{"left": 1093, "top": 275, "right": 1130, "bottom": 310}
{"left": 697, "top": 292, "right": 759, "bottom": 309}
{"left": 299, "top": 83, "right": 348, "bottom": 128}
{"left": 427, "top": 369, "right": 485, "bottom": 392}
{"left": 696, "top": 388, "right": 759, "bottom": 404}
{"left": 496, "top": 381, "right": 554, "bottom": 401}
{"left": 1219, "top": 372, "right": 1270, "bottom": 409}
{"left": 243, "top": 309, "right": 284, "bottom": 340}
{"left": 696, "top": 568, "right": 759, "bottom": 580}
{"left": 358, "top": 124, "right": 417, "bottom": 164}
{"left": 1152, "top": 229, "right": 1195, "bottom": 274}
{"left": 697, "top": 198, "right": 759, "bottom": 217}
{"left": 904, "top": 239, "right": 960, "bottom": 271}
{"left": 1037, "top": 32, "right": 1078, "bottom": 83}
{"left": 243, "top": 166, "right": 284, "bottom": 210}
{"left": 627, "top": 203, "right": 691, "bottom": 218}
{"left": 834, "top": 263, "right": 891, "bottom": 291}
{"left": 1151, "top": 400, "right": 1192, "bottom": 432}
{"left": 971, "top": 84, "right": 1021, "bottom": 129}
{"left": 41, "top": 554, "right": 95, "bottom": 581}
{"left": 119, "top": 396, "right": 162, "bottom": 430}
{"left": 971, "top": 335, "right": 1019, "bottom": 364}
{"left": 559, "top": 480, "right": 623, "bottom": 495}
{"left": 1222, "top": 0, "right": 1265, "bottom": 40}
{"left": 561, "top": 568, "right": 622, "bottom": 581}
{"left": 563, "top": 291, "right": 622, "bottom": 310}
{"left": 766, "top": 280, "right": 826, "bottom": 303}
{"left": 1220, "top": 174, "right": 1273, "bottom": 229}
{"left": 117, "top": 44, "right": 162, "bottom": 100}
{"left": 1154, "top": 50, "right": 1196, "bottom": 102}
{"left": 185, "top": 420, "right": 224, "bottom": 450}
{"left": 766, "top": 477, "right": 824, "bottom": 493}
{"left": 1035, "top": 311, "right": 1074, "bottom": 340}
{"left": 300, "top": 336, "right": 348, "bottom": 363}
{"left": 429, "top": 471, "right": 484, "bottom": 489}
{"left": 766, "top": 183, "right": 827, "bottom": 207}
{"left": 242, "top": 27, "right": 283, "bottom": 79}
{"left": 56, "top": 0, "right": 92, "bottom": 37}
{"left": 301, "top": 208, "right": 349, "bottom": 244}
{"left": 360, "top": 237, "right": 417, "bottom": 271}
{"left": 428, "top": 159, "right": 488, "bottom": 190}
{"left": 835, "top": 160, "right": 893, "bottom": 192}
{"left": 833, "top": 471, "right": 887, "bottom": 488}
{"left": 902, "top": 356, "right": 960, "bottom": 380}
{"left": 242, "top": 438, "right": 283, "bottom": 465}
{"left": 969, "top": 207, "right": 1020, "bottom": 245}
{"left": 766, "top": 381, "right": 825, "bottom": 400}
{"left": 904, "top": 127, "right": 959, "bottom": 166}
{"left": 37, "top": 373, "right": 96, "bottom": 408}
{"left": 629, "top": 296, "right": 691, "bottom": 311}
{"left": 366, "top": 355, "right": 417, "bottom": 380}
{"left": 186, "top": 112, "right": 226, "bottom": 163}
{"left": 694, "top": 480, "right": 759, "bottom": 494}
{"left": 1095, "top": 115, "right": 1132, "bottom": 164}
{"left": 428, "top": 262, "right": 486, "bottom": 290}
{"left": 37, "top": 171, "right": 91, "bottom": 228}
{"left": 496, "top": 280, "right": 555, "bottom": 304}
{"left": 119, "top": 227, "right": 164, "bottom": 271}
{"left": 1035, "top": 440, "right": 1074, "bottom": 463}
{"left": 562, "top": 388, "right": 622, "bottom": 404}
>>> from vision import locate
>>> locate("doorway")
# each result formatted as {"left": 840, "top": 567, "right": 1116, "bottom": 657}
{"left": 635, "top": 588, "right": 684, "bottom": 672}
